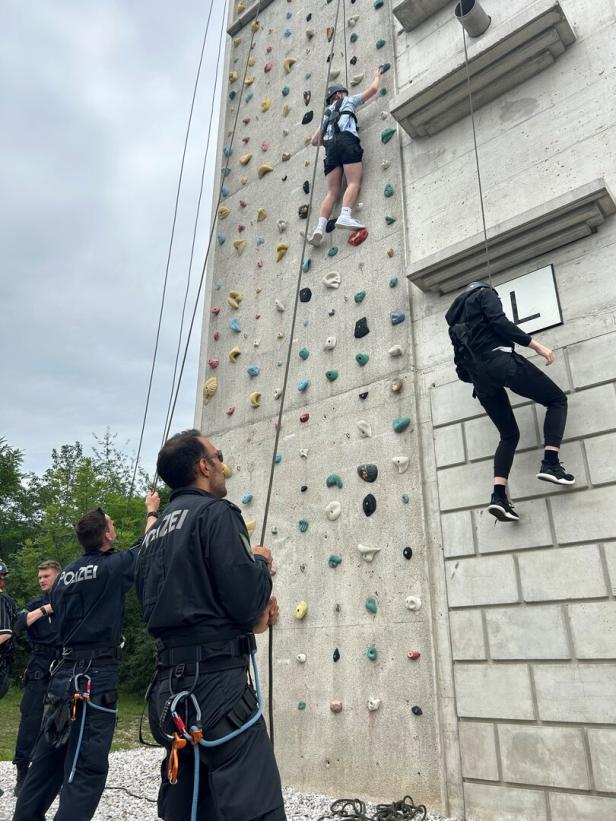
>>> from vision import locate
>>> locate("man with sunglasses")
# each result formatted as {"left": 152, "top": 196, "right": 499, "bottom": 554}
{"left": 13, "top": 492, "right": 160, "bottom": 821}
{"left": 135, "top": 429, "right": 285, "bottom": 821}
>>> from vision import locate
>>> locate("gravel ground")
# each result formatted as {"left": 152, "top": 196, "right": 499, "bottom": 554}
{"left": 0, "top": 748, "right": 457, "bottom": 820}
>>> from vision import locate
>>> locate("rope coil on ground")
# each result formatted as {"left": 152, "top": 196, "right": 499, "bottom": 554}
{"left": 317, "top": 796, "right": 427, "bottom": 821}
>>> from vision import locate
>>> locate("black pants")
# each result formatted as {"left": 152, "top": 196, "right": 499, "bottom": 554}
{"left": 149, "top": 664, "right": 286, "bottom": 821}
{"left": 0, "top": 658, "right": 11, "bottom": 699}
{"left": 13, "top": 661, "right": 118, "bottom": 821}
{"left": 13, "top": 656, "right": 51, "bottom": 768}
{"left": 476, "top": 351, "right": 568, "bottom": 479}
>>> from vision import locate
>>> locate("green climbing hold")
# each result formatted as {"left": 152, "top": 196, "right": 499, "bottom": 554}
{"left": 350, "top": 32, "right": 358, "bottom": 43}
{"left": 365, "top": 597, "right": 378, "bottom": 614}
{"left": 298, "top": 701, "right": 306, "bottom": 710}
{"left": 381, "top": 127, "right": 396, "bottom": 143}
{"left": 392, "top": 416, "right": 411, "bottom": 433}
{"left": 299, "top": 347, "right": 310, "bottom": 360}
{"left": 366, "top": 645, "right": 378, "bottom": 661}
{"left": 374, "top": 0, "right": 384, "bottom": 7}
{"left": 402, "top": 494, "right": 410, "bottom": 504}
{"left": 282, "top": 86, "right": 290, "bottom": 96}
{"left": 384, "top": 183, "right": 394, "bottom": 198}
{"left": 354, "top": 290, "right": 366, "bottom": 303}
{"left": 385, "top": 215, "right": 396, "bottom": 225}
{"left": 328, "top": 554, "right": 342, "bottom": 568}
{"left": 326, "top": 474, "right": 343, "bottom": 489}
{"left": 298, "top": 520, "right": 309, "bottom": 533}
{"left": 271, "top": 526, "right": 278, "bottom": 534}
{"left": 376, "top": 39, "right": 386, "bottom": 49}
{"left": 327, "top": 246, "right": 338, "bottom": 257}
{"left": 389, "top": 276, "right": 399, "bottom": 287}
{"left": 379, "top": 87, "right": 388, "bottom": 96}
{"left": 325, "top": 369, "right": 339, "bottom": 382}
{"left": 356, "top": 353, "right": 369, "bottom": 366}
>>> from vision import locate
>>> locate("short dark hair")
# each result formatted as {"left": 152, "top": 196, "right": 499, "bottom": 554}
{"left": 157, "top": 429, "right": 207, "bottom": 490}
{"left": 38, "top": 560, "right": 61, "bottom": 573}
{"left": 75, "top": 509, "right": 108, "bottom": 553}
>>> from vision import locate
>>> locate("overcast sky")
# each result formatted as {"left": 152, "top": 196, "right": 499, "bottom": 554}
{"left": 1, "top": 1, "right": 227, "bottom": 476}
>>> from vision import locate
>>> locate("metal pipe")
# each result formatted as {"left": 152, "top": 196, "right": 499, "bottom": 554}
{"left": 455, "top": 0, "right": 491, "bottom": 37}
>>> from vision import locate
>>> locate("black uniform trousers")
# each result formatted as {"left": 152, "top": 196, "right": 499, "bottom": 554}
{"left": 476, "top": 351, "right": 568, "bottom": 479}
{"left": 0, "top": 657, "right": 11, "bottom": 699}
{"left": 149, "top": 663, "right": 286, "bottom": 821}
{"left": 13, "top": 654, "right": 53, "bottom": 768}
{"left": 13, "top": 660, "right": 118, "bottom": 821}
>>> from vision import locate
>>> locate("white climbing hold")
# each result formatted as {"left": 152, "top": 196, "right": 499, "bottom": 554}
{"left": 299, "top": 448, "right": 309, "bottom": 459}
{"left": 325, "top": 501, "right": 342, "bottom": 521}
{"left": 323, "top": 271, "right": 341, "bottom": 289}
{"left": 330, "top": 69, "right": 341, "bottom": 80}
{"left": 350, "top": 73, "right": 364, "bottom": 86}
{"left": 296, "top": 653, "right": 307, "bottom": 664}
{"left": 392, "top": 456, "right": 410, "bottom": 474}
{"left": 357, "top": 544, "right": 381, "bottom": 562}
{"left": 274, "top": 388, "right": 282, "bottom": 400}
{"left": 324, "top": 336, "right": 337, "bottom": 351}
{"left": 381, "top": 159, "right": 391, "bottom": 170}
{"left": 253, "top": 338, "right": 261, "bottom": 348}
{"left": 389, "top": 345, "right": 404, "bottom": 357}
{"left": 277, "top": 219, "right": 288, "bottom": 233}
{"left": 275, "top": 299, "right": 285, "bottom": 312}
{"left": 367, "top": 697, "right": 381, "bottom": 712}
{"left": 355, "top": 201, "right": 364, "bottom": 211}
{"left": 348, "top": 15, "right": 359, "bottom": 27}
{"left": 405, "top": 595, "right": 422, "bottom": 612}
{"left": 380, "top": 110, "right": 389, "bottom": 120}
{"left": 357, "top": 420, "right": 372, "bottom": 438}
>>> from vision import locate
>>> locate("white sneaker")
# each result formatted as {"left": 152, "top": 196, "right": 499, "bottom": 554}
{"left": 307, "top": 227, "right": 323, "bottom": 246}
{"left": 335, "top": 214, "right": 365, "bottom": 231}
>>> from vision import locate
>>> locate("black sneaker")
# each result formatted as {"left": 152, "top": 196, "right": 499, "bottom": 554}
{"left": 536, "top": 461, "right": 575, "bottom": 485}
{"left": 14, "top": 765, "right": 28, "bottom": 797}
{"left": 487, "top": 494, "right": 520, "bottom": 522}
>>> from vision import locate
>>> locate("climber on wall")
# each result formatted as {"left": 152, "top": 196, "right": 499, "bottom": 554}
{"left": 446, "top": 281, "right": 574, "bottom": 523}
{"left": 306, "top": 66, "right": 384, "bottom": 245}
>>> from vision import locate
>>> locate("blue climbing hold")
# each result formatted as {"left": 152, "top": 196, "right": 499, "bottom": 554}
{"left": 221, "top": 186, "right": 230, "bottom": 197}
{"left": 298, "top": 378, "right": 310, "bottom": 392}
{"left": 303, "top": 257, "right": 311, "bottom": 273}
{"left": 274, "top": 454, "right": 282, "bottom": 463}
{"left": 391, "top": 310, "right": 406, "bottom": 325}
{"left": 389, "top": 276, "right": 398, "bottom": 288}
{"left": 284, "top": 28, "right": 292, "bottom": 37}
{"left": 245, "top": 92, "right": 253, "bottom": 103}
{"left": 256, "top": 236, "right": 265, "bottom": 246}
{"left": 222, "top": 167, "right": 231, "bottom": 177}
{"left": 223, "top": 146, "right": 233, "bottom": 157}
{"left": 229, "top": 318, "right": 241, "bottom": 333}
{"left": 217, "top": 234, "right": 226, "bottom": 245}
{"left": 247, "top": 366, "right": 261, "bottom": 377}
{"left": 229, "top": 90, "right": 237, "bottom": 100}
{"left": 242, "top": 494, "right": 253, "bottom": 505}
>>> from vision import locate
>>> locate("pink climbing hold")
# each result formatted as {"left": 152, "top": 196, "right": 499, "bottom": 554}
{"left": 242, "top": 117, "right": 251, "bottom": 125}
{"left": 257, "top": 259, "right": 264, "bottom": 268}
{"left": 241, "top": 136, "right": 250, "bottom": 144}
{"left": 261, "top": 142, "right": 269, "bottom": 152}
{"left": 211, "top": 306, "right": 221, "bottom": 315}
{"left": 213, "top": 331, "right": 220, "bottom": 341}
{"left": 266, "top": 45, "right": 273, "bottom": 53}
{"left": 239, "top": 199, "right": 247, "bottom": 208}
{"left": 349, "top": 228, "right": 369, "bottom": 246}
{"left": 408, "top": 650, "right": 421, "bottom": 661}
{"left": 238, "top": 224, "right": 246, "bottom": 232}
{"left": 207, "top": 358, "right": 220, "bottom": 369}
{"left": 264, "top": 61, "right": 273, "bottom": 72}
{"left": 299, "top": 413, "right": 310, "bottom": 423}
{"left": 225, "top": 406, "right": 236, "bottom": 416}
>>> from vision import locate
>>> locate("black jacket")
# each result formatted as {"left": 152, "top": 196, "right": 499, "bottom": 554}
{"left": 135, "top": 488, "right": 272, "bottom": 647}
{"left": 445, "top": 283, "right": 532, "bottom": 356}
{"left": 0, "top": 590, "right": 17, "bottom": 659}
{"left": 14, "top": 594, "right": 60, "bottom": 653}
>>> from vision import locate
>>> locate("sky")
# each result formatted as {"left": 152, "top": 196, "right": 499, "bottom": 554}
{"left": 1, "top": 1, "right": 228, "bottom": 476}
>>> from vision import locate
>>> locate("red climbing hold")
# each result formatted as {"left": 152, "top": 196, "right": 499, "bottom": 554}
{"left": 349, "top": 228, "right": 368, "bottom": 246}
{"left": 207, "top": 358, "right": 220, "bottom": 368}
{"left": 408, "top": 650, "right": 421, "bottom": 661}
{"left": 299, "top": 413, "right": 310, "bottom": 423}
{"left": 239, "top": 199, "right": 247, "bottom": 208}
{"left": 211, "top": 307, "right": 221, "bottom": 315}
{"left": 242, "top": 117, "right": 251, "bottom": 125}
{"left": 238, "top": 224, "right": 245, "bottom": 232}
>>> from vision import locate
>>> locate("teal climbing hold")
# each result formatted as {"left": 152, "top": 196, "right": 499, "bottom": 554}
{"left": 328, "top": 246, "right": 338, "bottom": 257}
{"left": 274, "top": 453, "right": 282, "bottom": 463}
{"left": 247, "top": 366, "right": 261, "bottom": 377}
{"left": 242, "top": 493, "right": 253, "bottom": 504}
{"left": 303, "top": 257, "right": 311, "bottom": 273}
{"left": 393, "top": 416, "right": 411, "bottom": 433}
{"left": 229, "top": 90, "right": 237, "bottom": 100}
{"left": 271, "top": 526, "right": 278, "bottom": 535}
{"left": 217, "top": 234, "right": 226, "bottom": 245}
{"left": 229, "top": 318, "right": 241, "bottom": 333}
{"left": 282, "top": 86, "right": 290, "bottom": 96}
{"left": 325, "top": 369, "right": 339, "bottom": 382}
{"left": 354, "top": 291, "right": 366, "bottom": 303}
{"left": 384, "top": 183, "right": 394, "bottom": 198}
{"left": 298, "top": 378, "right": 310, "bottom": 392}
{"left": 245, "top": 92, "right": 253, "bottom": 103}
{"left": 350, "top": 32, "right": 358, "bottom": 43}
{"left": 374, "top": 0, "right": 384, "bottom": 7}
{"left": 376, "top": 39, "right": 386, "bottom": 49}
{"left": 356, "top": 353, "right": 369, "bottom": 366}
{"left": 379, "top": 87, "right": 387, "bottom": 96}
{"left": 385, "top": 216, "right": 396, "bottom": 225}
{"left": 298, "top": 520, "right": 309, "bottom": 533}
{"left": 391, "top": 309, "right": 406, "bottom": 325}
{"left": 222, "top": 167, "right": 231, "bottom": 177}
{"left": 389, "top": 276, "right": 398, "bottom": 288}
{"left": 256, "top": 236, "right": 265, "bottom": 246}
{"left": 326, "top": 474, "right": 343, "bottom": 488}
{"left": 365, "top": 597, "right": 378, "bottom": 614}
{"left": 328, "top": 554, "right": 342, "bottom": 568}
{"left": 402, "top": 494, "right": 410, "bottom": 504}
{"left": 381, "top": 127, "right": 396, "bottom": 143}
{"left": 298, "top": 701, "right": 306, "bottom": 710}
{"left": 366, "top": 645, "right": 378, "bottom": 661}
{"left": 223, "top": 146, "right": 233, "bottom": 157}
{"left": 299, "top": 347, "right": 310, "bottom": 360}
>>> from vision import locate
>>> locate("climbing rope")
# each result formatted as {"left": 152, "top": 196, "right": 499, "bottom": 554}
{"left": 257, "top": 0, "right": 347, "bottom": 750}
{"left": 459, "top": 24, "right": 492, "bottom": 285}
{"left": 104, "top": 785, "right": 157, "bottom": 804}
{"left": 317, "top": 796, "right": 427, "bottom": 821}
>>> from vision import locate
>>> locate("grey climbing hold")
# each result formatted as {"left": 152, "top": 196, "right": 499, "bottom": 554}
{"left": 391, "top": 310, "right": 406, "bottom": 325}
{"left": 277, "top": 219, "right": 288, "bottom": 233}
{"left": 326, "top": 474, "right": 343, "bottom": 488}
{"left": 298, "top": 520, "right": 309, "bottom": 533}
{"left": 325, "top": 370, "right": 338, "bottom": 382}
{"left": 323, "top": 271, "right": 341, "bottom": 289}
{"left": 389, "top": 345, "right": 404, "bottom": 357}
{"left": 405, "top": 595, "right": 422, "bottom": 611}
{"left": 299, "top": 347, "right": 310, "bottom": 360}
{"left": 275, "top": 299, "right": 285, "bottom": 312}
{"left": 357, "top": 464, "right": 378, "bottom": 483}
{"left": 299, "top": 287, "right": 312, "bottom": 302}
{"left": 355, "top": 353, "right": 369, "bottom": 367}
{"left": 392, "top": 417, "right": 411, "bottom": 433}
{"left": 297, "top": 653, "right": 307, "bottom": 664}
{"left": 325, "top": 501, "right": 342, "bottom": 521}
{"left": 363, "top": 494, "right": 377, "bottom": 516}
{"left": 354, "top": 317, "right": 369, "bottom": 338}
{"left": 367, "top": 697, "right": 381, "bottom": 712}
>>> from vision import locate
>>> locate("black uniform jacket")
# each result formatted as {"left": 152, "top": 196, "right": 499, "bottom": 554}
{"left": 0, "top": 590, "right": 17, "bottom": 657}
{"left": 446, "top": 283, "right": 532, "bottom": 357}
{"left": 135, "top": 488, "right": 272, "bottom": 648}
{"left": 50, "top": 545, "right": 139, "bottom": 648}
{"left": 14, "top": 594, "right": 60, "bottom": 656}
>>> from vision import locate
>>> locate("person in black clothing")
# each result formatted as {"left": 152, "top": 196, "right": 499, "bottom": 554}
{"left": 0, "top": 559, "right": 18, "bottom": 700}
{"left": 13, "top": 492, "right": 159, "bottom": 821}
{"left": 446, "top": 281, "right": 574, "bottom": 522}
{"left": 135, "top": 429, "right": 285, "bottom": 821}
{"left": 12, "top": 560, "right": 62, "bottom": 796}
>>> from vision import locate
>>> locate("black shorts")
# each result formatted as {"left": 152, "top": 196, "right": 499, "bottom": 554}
{"left": 323, "top": 132, "right": 363, "bottom": 175}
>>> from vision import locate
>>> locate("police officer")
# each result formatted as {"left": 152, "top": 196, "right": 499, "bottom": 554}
{"left": 13, "top": 492, "right": 159, "bottom": 821}
{"left": 0, "top": 558, "right": 17, "bottom": 700}
{"left": 446, "top": 281, "right": 573, "bottom": 522}
{"left": 12, "top": 560, "right": 62, "bottom": 796}
{"left": 135, "top": 429, "right": 286, "bottom": 821}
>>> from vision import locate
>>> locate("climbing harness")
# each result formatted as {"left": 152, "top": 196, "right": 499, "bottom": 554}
{"left": 322, "top": 97, "right": 359, "bottom": 144}
{"left": 317, "top": 796, "right": 427, "bottom": 821}
{"left": 67, "top": 673, "right": 118, "bottom": 784}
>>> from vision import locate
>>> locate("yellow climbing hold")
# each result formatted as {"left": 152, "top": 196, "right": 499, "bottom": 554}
{"left": 236, "top": 1, "right": 246, "bottom": 13}
{"left": 233, "top": 239, "right": 247, "bottom": 255}
{"left": 229, "top": 346, "right": 241, "bottom": 363}
{"left": 276, "top": 242, "right": 289, "bottom": 262}
{"left": 233, "top": 37, "right": 241, "bottom": 48}
{"left": 261, "top": 98, "right": 272, "bottom": 112}
{"left": 247, "top": 56, "right": 255, "bottom": 67}
{"left": 244, "top": 75, "right": 255, "bottom": 86}
{"left": 281, "top": 152, "right": 291, "bottom": 161}
{"left": 256, "top": 207, "right": 267, "bottom": 222}
{"left": 218, "top": 206, "right": 230, "bottom": 220}
{"left": 282, "top": 103, "right": 290, "bottom": 117}
{"left": 294, "top": 601, "right": 309, "bottom": 620}
{"left": 251, "top": 19, "right": 261, "bottom": 33}
{"left": 203, "top": 377, "right": 218, "bottom": 404}
{"left": 239, "top": 153, "right": 253, "bottom": 165}
{"left": 222, "top": 462, "right": 233, "bottom": 479}
{"left": 229, "top": 71, "right": 239, "bottom": 83}
{"left": 227, "top": 290, "right": 243, "bottom": 309}
{"left": 245, "top": 517, "right": 256, "bottom": 536}
{"left": 240, "top": 176, "right": 248, "bottom": 186}
{"left": 258, "top": 163, "right": 273, "bottom": 179}
{"left": 283, "top": 57, "right": 297, "bottom": 74}
{"left": 249, "top": 391, "right": 262, "bottom": 408}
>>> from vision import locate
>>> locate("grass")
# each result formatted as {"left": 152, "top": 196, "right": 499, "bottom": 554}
{"left": 0, "top": 686, "right": 156, "bottom": 761}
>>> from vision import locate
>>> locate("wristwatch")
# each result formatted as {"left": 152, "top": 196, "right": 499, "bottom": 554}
{"left": 147, "top": 511, "right": 159, "bottom": 519}
{"left": 40, "top": 606, "right": 48, "bottom": 616}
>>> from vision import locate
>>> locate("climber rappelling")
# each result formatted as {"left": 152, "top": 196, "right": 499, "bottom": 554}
{"left": 306, "top": 66, "right": 385, "bottom": 245}
{"left": 446, "top": 281, "right": 574, "bottom": 522}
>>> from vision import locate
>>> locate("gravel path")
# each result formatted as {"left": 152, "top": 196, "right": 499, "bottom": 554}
{"left": 0, "top": 748, "right": 456, "bottom": 820}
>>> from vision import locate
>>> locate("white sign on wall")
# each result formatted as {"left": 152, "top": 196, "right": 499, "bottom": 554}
{"left": 495, "top": 265, "right": 563, "bottom": 335}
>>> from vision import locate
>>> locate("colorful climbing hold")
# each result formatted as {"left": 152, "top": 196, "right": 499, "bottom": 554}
{"left": 247, "top": 366, "right": 260, "bottom": 377}
{"left": 249, "top": 391, "right": 261, "bottom": 408}
{"left": 299, "top": 347, "right": 310, "bottom": 360}
{"left": 354, "top": 317, "right": 369, "bottom": 338}
{"left": 330, "top": 700, "right": 343, "bottom": 714}
{"left": 298, "top": 701, "right": 306, "bottom": 710}
{"left": 298, "top": 378, "right": 310, "bottom": 392}
{"left": 393, "top": 417, "right": 411, "bottom": 433}
{"left": 391, "top": 379, "right": 403, "bottom": 394}
{"left": 260, "top": 98, "right": 272, "bottom": 112}
{"left": 408, "top": 650, "right": 421, "bottom": 661}
{"left": 350, "top": 32, "right": 358, "bottom": 43}
{"left": 354, "top": 291, "right": 366, "bottom": 303}
{"left": 298, "top": 204, "right": 309, "bottom": 219}
{"left": 328, "top": 554, "right": 342, "bottom": 568}
{"left": 389, "top": 276, "right": 399, "bottom": 287}
{"left": 363, "top": 494, "right": 377, "bottom": 517}
{"left": 283, "top": 57, "right": 296, "bottom": 73}
{"left": 233, "top": 239, "right": 247, "bottom": 255}
{"left": 256, "top": 207, "right": 267, "bottom": 222}
{"left": 365, "top": 597, "right": 378, "bottom": 614}
{"left": 381, "top": 127, "right": 396, "bottom": 143}
{"left": 366, "top": 645, "right": 378, "bottom": 661}
{"left": 298, "top": 520, "right": 309, "bottom": 533}
{"left": 357, "top": 464, "right": 378, "bottom": 483}
{"left": 349, "top": 228, "right": 368, "bottom": 246}
{"left": 299, "top": 412, "right": 310, "bottom": 423}
{"left": 326, "top": 474, "right": 343, "bottom": 489}
{"left": 241, "top": 494, "right": 253, "bottom": 505}
{"left": 229, "top": 346, "right": 241, "bottom": 362}
{"left": 325, "top": 369, "right": 338, "bottom": 382}
{"left": 384, "top": 183, "right": 394, "bottom": 198}
{"left": 207, "top": 358, "right": 220, "bottom": 369}
{"left": 229, "top": 318, "right": 241, "bottom": 333}
{"left": 218, "top": 206, "right": 231, "bottom": 220}
{"left": 225, "top": 406, "right": 235, "bottom": 416}
{"left": 281, "top": 86, "right": 290, "bottom": 97}
{"left": 227, "top": 289, "right": 243, "bottom": 309}
{"left": 327, "top": 246, "right": 338, "bottom": 257}
{"left": 257, "top": 163, "right": 273, "bottom": 178}
{"left": 203, "top": 377, "right": 218, "bottom": 404}
{"left": 302, "top": 258, "right": 311, "bottom": 273}
{"left": 391, "top": 310, "right": 406, "bottom": 325}
{"left": 274, "top": 453, "right": 282, "bottom": 464}
{"left": 276, "top": 242, "right": 288, "bottom": 262}
{"left": 355, "top": 353, "right": 369, "bottom": 366}
{"left": 376, "top": 38, "right": 386, "bottom": 49}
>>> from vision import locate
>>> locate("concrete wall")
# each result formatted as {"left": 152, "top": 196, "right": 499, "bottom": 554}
{"left": 195, "top": 0, "right": 616, "bottom": 818}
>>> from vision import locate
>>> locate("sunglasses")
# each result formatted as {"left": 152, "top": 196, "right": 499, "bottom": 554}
{"left": 202, "top": 449, "right": 223, "bottom": 465}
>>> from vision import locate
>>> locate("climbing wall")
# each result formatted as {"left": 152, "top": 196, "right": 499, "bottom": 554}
{"left": 195, "top": 0, "right": 446, "bottom": 808}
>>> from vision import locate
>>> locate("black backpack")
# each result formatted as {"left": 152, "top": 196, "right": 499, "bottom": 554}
{"left": 322, "top": 98, "right": 358, "bottom": 143}
{"left": 448, "top": 322, "right": 476, "bottom": 384}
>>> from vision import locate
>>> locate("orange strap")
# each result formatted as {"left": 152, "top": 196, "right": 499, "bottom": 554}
{"left": 167, "top": 733, "right": 187, "bottom": 785}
